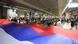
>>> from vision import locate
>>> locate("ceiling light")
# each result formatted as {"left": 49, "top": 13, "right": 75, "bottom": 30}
{"left": 68, "top": 3, "right": 78, "bottom": 8}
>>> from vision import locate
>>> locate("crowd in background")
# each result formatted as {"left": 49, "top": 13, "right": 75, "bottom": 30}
{"left": 58, "top": 15, "right": 78, "bottom": 29}
{"left": 10, "top": 15, "right": 78, "bottom": 29}
{"left": 11, "top": 16, "right": 58, "bottom": 26}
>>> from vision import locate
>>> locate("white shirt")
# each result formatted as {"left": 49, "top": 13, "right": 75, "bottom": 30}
{"left": 63, "top": 22, "right": 71, "bottom": 29}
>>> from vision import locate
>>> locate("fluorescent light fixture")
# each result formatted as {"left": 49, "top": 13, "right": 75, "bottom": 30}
{"left": 61, "top": 0, "right": 72, "bottom": 15}
{"left": 68, "top": 3, "right": 78, "bottom": 8}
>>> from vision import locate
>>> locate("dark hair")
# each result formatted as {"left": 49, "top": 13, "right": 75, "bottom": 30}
{"left": 66, "top": 19, "right": 70, "bottom": 23}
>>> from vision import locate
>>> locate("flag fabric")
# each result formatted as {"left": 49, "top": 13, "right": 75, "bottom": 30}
{"left": 0, "top": 19, "right": 11, "bottom": 24}
{"left": 0, "top": 28, "right": 34, "bottom": 44}
{"left": 1, "top": 23, "right": 78, "bottom": 44}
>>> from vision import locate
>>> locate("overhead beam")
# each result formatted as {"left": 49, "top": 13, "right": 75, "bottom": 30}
{"left": 14, "top": 0, "right": 53, "bottom": 15}
{"left": 61, "top": 0, "right": 72, "bottom": 15}
{"left": 58, "top": 0, "right": 70, "bottom": 16}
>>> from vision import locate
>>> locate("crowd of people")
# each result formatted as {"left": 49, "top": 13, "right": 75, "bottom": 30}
{"left": 10, "top": 15, "right": 78, "bottom": 30}
{"left": 58, "top": 15, "right": 78, "bottom": 29}
{"left": 10, "top": 16, "right": 58, "bottom": 26}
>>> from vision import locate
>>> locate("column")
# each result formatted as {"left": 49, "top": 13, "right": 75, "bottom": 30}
{"left": 0, "top": 6, "right": 7, "bottom": 18}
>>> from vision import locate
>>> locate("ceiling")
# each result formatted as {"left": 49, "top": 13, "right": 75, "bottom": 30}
{"left": 12, "top": 0, "right": 58, "bottom": 15}
{"left": 0, "top": 0, "right": 63, "bottom": 15}
{"left": 65, "top": 0, "right": 78, "bottom": 15}
{"left": 23, "top": 0, "right": 58, "bottom": 15}
{"left": 73, "top": 0, "right": 78, "bottom": 2}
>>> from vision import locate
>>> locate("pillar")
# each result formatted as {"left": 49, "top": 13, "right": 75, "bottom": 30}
{"left": 0, "top": 6, "right": 7, "bottom": 18}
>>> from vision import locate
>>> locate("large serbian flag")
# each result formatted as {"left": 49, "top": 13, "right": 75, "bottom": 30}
{"left": 0, "top": 19, "right": 11, "bottom": 24}
{"left": 0, "top": 23, "right": 78, "bottom": 44}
